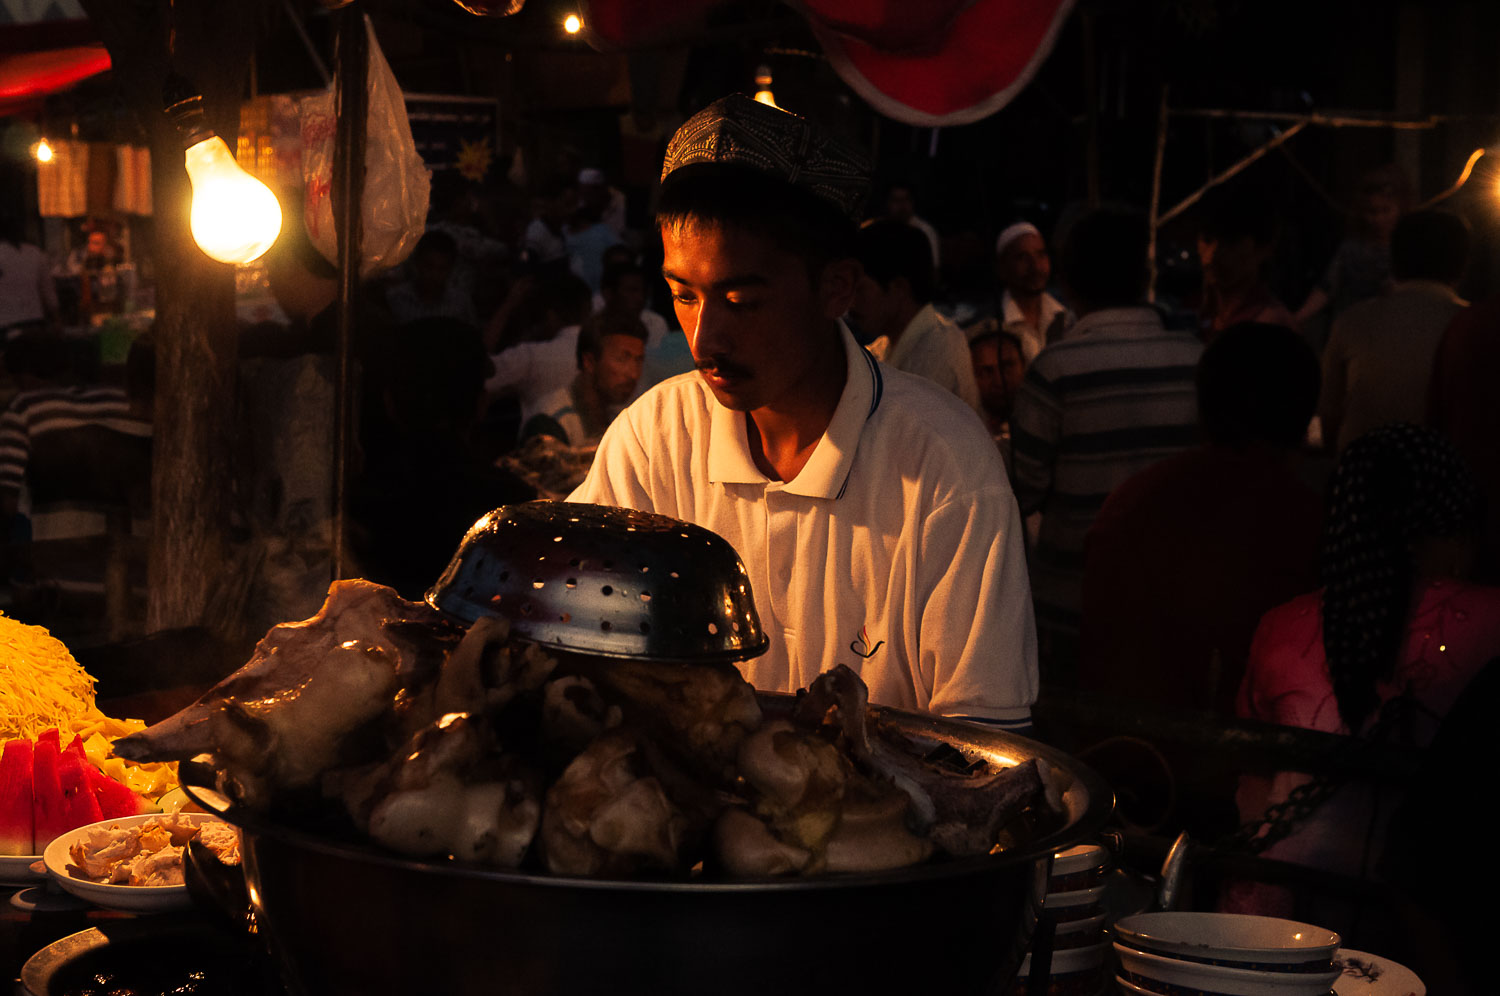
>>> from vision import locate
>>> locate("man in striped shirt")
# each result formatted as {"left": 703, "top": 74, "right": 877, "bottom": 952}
{"left": 0, "top": 335, "right": 151, "bottom": 643}
{"left": 1010, "top": 210, "right": 1204, "bottom": 677}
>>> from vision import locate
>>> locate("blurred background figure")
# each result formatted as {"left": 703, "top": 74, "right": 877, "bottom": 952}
{"left": 1320, "top": 209, "right": 1469, "bottom": 454}
{"left": 62, "top": 223, "right": 127, "bottom": 323}
{"left": 577, "top": 167, "right": 627, "bottom": 239}
{"left": 523, "top": 178, "right": 576, "bottom": 266}
{"left": 852, "top": 219, "right": 982, "bottom": 415}
{"left": 1426, "top": 292, "right": 1500, "bottom": 585}
{"left": 1080, "top": 322, "right": 1322, "bottom": 719}
{"left": 967, "top": 221, "right": 1071, "bottom": 364}
{"left": 0, "top": 213, "right": 59, "bottom": 339}
{"left": 1011, "top": 208, "right": 1203, "bottom": 677}
{"left": 522, "top": 310, "right": 647, "bottom": 447}
{"left": 483, "top": 269, "right": 596, "bottom": 443}
{"left": 352, "top": 316, "right": 532, "bottom": 600}
{"left": 384, "top": 230, "right": 477, "bottom": 326}
{"left": 1195, "top": 185, "right": 1294, "bottom": 340}
{"left": 968, "top": 329, "right": 1026, "bottom": 441}
{"left": 882, "top": 180, "right": 941, "bottom": 271}
{"left": 0, "top": 333, "right": 151, "bottom": 646}
{"left": 566, "top": 170, "right": 624, "bottom": 294}
{"left": 1226, "top": 424, "right": 1499, "bottom": 942}
{"left": 1294, "top": 164, "right": 1410, "bottom": 347}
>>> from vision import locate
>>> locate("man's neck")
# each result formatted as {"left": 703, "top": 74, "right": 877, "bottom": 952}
{"left": 571, "top": 374, "right": 610, "bottom": 439}
{"left": 883, "top": 300, "right": 924, "bottom": 352}
{"left": 746, "top": 328, "right": 847, "bottom": 483}
{"left": 1007, "top": 288, "right": 1045, "bottom": 326}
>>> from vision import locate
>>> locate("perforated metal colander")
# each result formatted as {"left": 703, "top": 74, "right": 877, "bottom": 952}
{"left": 426, "top": 502, "right": 769, "bottom": 662}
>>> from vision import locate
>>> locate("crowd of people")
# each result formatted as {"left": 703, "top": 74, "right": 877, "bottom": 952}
{"left": 0, "top": 96, "right": 1494, "bottom": 981}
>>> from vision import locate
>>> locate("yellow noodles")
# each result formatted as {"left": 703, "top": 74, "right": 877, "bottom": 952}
{"left": 0, "top": 613, "right": 178, "bottom": 802}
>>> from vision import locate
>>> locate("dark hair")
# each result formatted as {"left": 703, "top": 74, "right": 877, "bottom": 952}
{"left": 1321, "top": 424, "right": 1483, "bottom": 732}
{"left": 1199, "top": 184, "right": 1279, "bottom": 246}
{"left": 412, "top": 229, "right": 458, "bottom": 262}
{"left": 1060, "top": 208, "right": 1149, "bottom": 310}
{"left": 855, "top": 219, "right": 934, "bottom": 305}
{"left": 576, "top": 309, "right": 648, "bottom": 368}
{"left": 969, "top": 328, "right": 1024, "bottom": 358}
{"left": 1390, "top": 210, "right": 1470, "bottom": 283}
{"left": 3, "top": 332, "right": 72, "bottom": 381}
{"left": 600, "top": 259, "right": 643, "bottom": 294}
{"left": 1196, "top": 322, "right": 1319, "bottom": 449}
{"left": 657, "top": 163, "right": 857, "bottom": 278}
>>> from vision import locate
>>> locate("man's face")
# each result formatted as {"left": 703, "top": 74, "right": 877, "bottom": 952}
{"left": 998, "top": 233, "right": 1050, "bottom": 296}
{"left": 603, "top": 273, "right": 647, "bottom": 316}
{"left": 86, "top": 231, "right": 110, "bottom": 258}
{"left": 848, "top": 269, "right": 900, "bottom": 342}
{"left": 970, "top": 338, "right": 1024, "bottom": 420}
{"left": 584, "top": 333, "right": 646, "bottom": 405}
{"left": 661, "top": 220, "right": 850, "bottom": 413}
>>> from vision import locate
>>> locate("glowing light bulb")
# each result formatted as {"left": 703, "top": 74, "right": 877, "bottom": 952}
{"left": 184, "top": 135, "right": 282, "bottom": 265}
{"left": 34, "top": 139, "right": 54, "bottom": 163}
{"left": 563, "top": 13, "right": 582, "bottom": 34}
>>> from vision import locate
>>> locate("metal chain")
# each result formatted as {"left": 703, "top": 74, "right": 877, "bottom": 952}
{"left": 1217, "top": 693, "right": 1417, "bottom": 855}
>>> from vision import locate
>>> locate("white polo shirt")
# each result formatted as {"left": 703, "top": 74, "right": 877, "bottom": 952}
{"left": 569, "top": 324, "right": 1037, "bottom": 726}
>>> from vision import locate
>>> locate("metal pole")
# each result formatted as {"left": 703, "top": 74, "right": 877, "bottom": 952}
{"left": 1146, "top": 87, "right": 1167, "bottom": 303}
{"left": 331, "top": 5, "right": 367, "bottom": 580}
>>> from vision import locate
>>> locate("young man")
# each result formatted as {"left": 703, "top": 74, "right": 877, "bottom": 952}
{"left": 1321, "top": 209, "right": 1470, "bottom": 452}
{"left": 968, "top": 329, "right": 1026, "bottom": 438}
{"left": 525, "top": 310, "right": 647, "bottom": 448}
{"left": 1194, "top": 188, "right": 1294, "bottom": 340}
{"left": 570, "top": 95, "right": 1036, "bottom": 727}
{"left": 851, "top": 219, "right": 983, "bottom": 415}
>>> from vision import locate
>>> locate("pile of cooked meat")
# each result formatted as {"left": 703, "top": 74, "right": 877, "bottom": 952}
{"left": 113, "top": 580, "right": 1058, "bottom": 878}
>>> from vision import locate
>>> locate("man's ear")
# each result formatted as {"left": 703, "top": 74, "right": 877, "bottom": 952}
{"left": 819, "top": 257, "right": 860, "bottom": 320}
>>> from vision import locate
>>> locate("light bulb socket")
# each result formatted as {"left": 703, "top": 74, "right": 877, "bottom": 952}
{"left": 163, "top": 73, "right": 215, "bottom": 149}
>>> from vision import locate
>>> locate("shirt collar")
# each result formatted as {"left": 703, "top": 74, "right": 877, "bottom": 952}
{"left": 885, "top": 303, "right": 939, "bottom": 368}
{"left": 706, "top": 322, "right": 881, "bottom": 499}
{"left": 1001, "top": 289, "right": 1066, "bottom": 329}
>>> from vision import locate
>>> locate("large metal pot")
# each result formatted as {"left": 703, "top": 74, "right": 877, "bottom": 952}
{"left": 183, "top": 703, "right": 1112, "bottom": 996}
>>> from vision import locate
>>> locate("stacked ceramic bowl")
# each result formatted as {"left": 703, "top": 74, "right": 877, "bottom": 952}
{"left": 1012, "top": 843, "right": 1112, "bottom": 994}
{"left": 1113, "top": 912, "right": 1342, "bottom": 995}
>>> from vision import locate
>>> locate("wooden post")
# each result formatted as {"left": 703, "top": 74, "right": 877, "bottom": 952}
{"left": 80, "top": 0, "right": 270, "bottom": 632}
{"left": 331, "top": 5, "right": 368, "bottom": 580}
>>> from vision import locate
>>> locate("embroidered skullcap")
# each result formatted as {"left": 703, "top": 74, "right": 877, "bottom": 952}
{"left": 577, "top": 168, "right": 605, "bottom": 186}
{"left": 995, "top": 221, "right": 1042, "bottom": 257}
{"left": 661, "top": 94, "right": 872, "bottom": 220}
{"left": 1320, "top": 423, "right": 1483, "bottom": 733}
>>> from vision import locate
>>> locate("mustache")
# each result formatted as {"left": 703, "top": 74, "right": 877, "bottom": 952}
{"left": 695, "top": 358, "right": 753, "bottom": 379}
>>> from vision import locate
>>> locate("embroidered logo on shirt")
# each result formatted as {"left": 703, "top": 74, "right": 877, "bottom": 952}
{"left": 850, "top": 625, "right": 884, "bottom": 659}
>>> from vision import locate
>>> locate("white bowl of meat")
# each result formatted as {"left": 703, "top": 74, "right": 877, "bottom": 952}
{"left": 42, "top": 812, "right": 239, "bottom": 912}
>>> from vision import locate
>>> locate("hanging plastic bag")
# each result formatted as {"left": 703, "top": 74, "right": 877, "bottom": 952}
{"left": 300, "top": 15, "right": 430, "bottom": 277}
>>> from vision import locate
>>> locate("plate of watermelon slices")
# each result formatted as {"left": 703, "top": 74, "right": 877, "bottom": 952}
{"left": 1, "top": 728, "right": 154, "bottom": 884}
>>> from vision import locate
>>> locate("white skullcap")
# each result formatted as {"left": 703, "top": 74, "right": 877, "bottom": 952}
{"left": 577, "top": 168, "right": 606, "bottom": 186}
{"left": 995, "top": 221, "right": 1042, "bottom": 257}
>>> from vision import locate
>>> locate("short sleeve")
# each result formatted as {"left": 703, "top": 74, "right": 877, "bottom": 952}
{"left": 919, "top": 486, "right": 1038, "bottom": 725}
